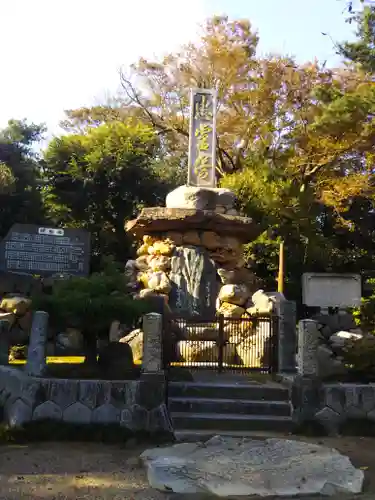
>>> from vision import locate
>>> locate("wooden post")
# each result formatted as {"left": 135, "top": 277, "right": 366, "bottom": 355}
{"left": 278, "top": 241, "right": 284, "bottom": 294}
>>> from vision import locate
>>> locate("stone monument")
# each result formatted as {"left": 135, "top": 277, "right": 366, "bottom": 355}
{"left": 124, "top": 88, "right": 263, "bottom": 318}
{"left": 123, "top": 88, "right": 296, "bottom": 372}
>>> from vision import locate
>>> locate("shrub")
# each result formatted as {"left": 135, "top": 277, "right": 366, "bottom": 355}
{"left": 341, "top": 335, "right": 375, "bottom": 379}
{"left": 31, "top": 257, "right": 152, "bottom": 364}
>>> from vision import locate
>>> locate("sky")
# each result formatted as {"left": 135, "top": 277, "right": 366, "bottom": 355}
{"left": 0, "top": 0, "right": 357, "bottom": 140}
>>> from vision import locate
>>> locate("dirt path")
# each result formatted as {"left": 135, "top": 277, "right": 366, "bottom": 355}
{"left": 0, "top": 436, "right": 374, "bottom": 499}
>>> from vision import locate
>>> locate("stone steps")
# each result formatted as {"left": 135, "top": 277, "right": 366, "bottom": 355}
{"left": 168, "top": 381, "right": 293, "bottom": 433}
{"left": 168, "top": 381, "right": 289, "bottom": 401}
{"left": 169, "top": 396, "right": 291, "bottom": 416}
{"left": 171, "top": 412, "right": 293, "bottom": 432}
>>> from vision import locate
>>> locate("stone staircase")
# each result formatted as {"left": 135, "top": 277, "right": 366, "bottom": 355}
{"left": 168, "top": 380, "right": 293, "bottom": 435}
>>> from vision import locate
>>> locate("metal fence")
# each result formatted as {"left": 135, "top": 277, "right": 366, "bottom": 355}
{"left": 163, "top": 315, "right": 278, "bottom": 374}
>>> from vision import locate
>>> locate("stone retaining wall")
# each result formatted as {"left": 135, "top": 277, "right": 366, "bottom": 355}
{"left": 0, "top": 366, "right": 173, "bottom": 432}
{"left": 291, "top": 376, "right": 375, "bottom": 434}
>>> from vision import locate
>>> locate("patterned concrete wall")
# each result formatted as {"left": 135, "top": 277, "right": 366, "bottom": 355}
{"left": 291, "top": 376, "right": 375, "bottom": 434}
{"left": 0, "top": 366, "right": 172, "bottom": 432}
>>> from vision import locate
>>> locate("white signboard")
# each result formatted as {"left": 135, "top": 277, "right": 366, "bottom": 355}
{"left": 302, "top": 273, "right": 361, "bottom": 308}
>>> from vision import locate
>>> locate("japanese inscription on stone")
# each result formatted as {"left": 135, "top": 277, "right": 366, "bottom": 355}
{"left": 187, "top": 88, "right": 217, "bottom": 187}
{"left": 0, "top": 224, "right": 90, "bottom": 277}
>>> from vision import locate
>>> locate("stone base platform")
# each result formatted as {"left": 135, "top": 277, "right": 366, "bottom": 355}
{"left": 125, "top": 207, "right": 260, "bottom": 241}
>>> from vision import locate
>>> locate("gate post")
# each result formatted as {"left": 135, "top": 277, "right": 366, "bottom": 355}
{"left": 139, "top": 312, "right": 174, "bottom": 433}
{"left": 218, "top": 315, "right": 224, "bottom": 373}
{"left": 277, "top": 300, "right": 297, "bottom": 373}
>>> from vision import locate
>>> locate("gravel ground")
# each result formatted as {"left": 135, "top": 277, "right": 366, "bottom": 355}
{"left": 0, "top": 436, "right": 375, "bottom": 499}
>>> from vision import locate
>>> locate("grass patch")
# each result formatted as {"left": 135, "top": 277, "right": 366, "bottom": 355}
{"left": 10, "top": 356, "right": 143, "bottom": 380}
{"left": 10, "top": 357, "right": 142, "bottom": 366}
{"left": 0, "top": 420, "right": 174, "bottom": 445}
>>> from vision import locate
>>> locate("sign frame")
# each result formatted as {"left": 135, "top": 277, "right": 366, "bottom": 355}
{"left": 0, "top": 224, "right": 91, "bottom": 278}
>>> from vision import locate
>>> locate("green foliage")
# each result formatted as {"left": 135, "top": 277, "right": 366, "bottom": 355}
{"left": 341, "top": 336, "right": 375, "bottom": 376}
{"left": 32, "top": 258, "right": 149, "bottom": 335}
{"left": 352, "top": 279, "right": 375, "bottom": 333}
{"left": 0, "top": 119, "right": 46, "bottom": 238}
{"left": 0, "top": 162, "right": 14, "bottom": 193}
{"left": 340, "top": 2, "right": 375, "bottom": 72}
{"left": 43, "top": 119, "right": 178, "bottom": 268}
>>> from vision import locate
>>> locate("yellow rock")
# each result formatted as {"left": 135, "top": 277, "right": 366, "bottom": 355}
{"left": 137, "top": 243, "right": 151, "bottom": 256}
{"left": 143, "top": 235, "right": 155, "bottom": 245}
{"left": 201, "top": 231, "right": 222, "bottom": 250}
{"left": 135, "top": 255, "right": 150, "bottom": 271}
{"left": 224, "top": 314, "right": 253, "bottom": 339}
{"left": 149, "top": 240, "right": 175, "bottom": 256}
{"left": 149, "top": 255, "right": 171, "bottom": 272}
{"left": 138, "top": 289, "right": 169, "bottom": 304}
{"left": 0, "top": 296, "right": 32, "bottom": 316}
{"left": 218, "top": 284, "right": 250, "bottom": 306}
{"left": 147, "top": 271, "right": 172, "bottom": 294}
{"left": 217, "top": 302, "right": 245, "bottom": 318}
{"left": 166, "top": 232, "right": 183, "bottom": 246}
{"left": 182, "top": 231, "right": 201, "bottom": 246}
{"left": 137, "top": 272, "right": 150, "bottom": 288}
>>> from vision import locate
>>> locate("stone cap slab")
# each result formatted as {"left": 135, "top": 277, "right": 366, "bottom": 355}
{"left": 125, "top": 207, "right": 260, "bottom": 241}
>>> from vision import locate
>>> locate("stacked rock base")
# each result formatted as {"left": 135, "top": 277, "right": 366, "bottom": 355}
{"left": 122, "top": 187, "right": 283, "bottom": 368}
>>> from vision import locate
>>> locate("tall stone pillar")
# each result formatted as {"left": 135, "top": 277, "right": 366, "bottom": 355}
{"left": 26, "top": 311, "right": 49, "bottom": 376}
{"left": 278, "top": 300, "right": 297, "bottom": 373}
{"left": 138, "top": 312, "right": 173, "bottom": 433}
{"left": 142, "top": 312, "right": 163, "bottom": 374}
{"left": 297, "top": 319, "right": 320, "bottom": 376}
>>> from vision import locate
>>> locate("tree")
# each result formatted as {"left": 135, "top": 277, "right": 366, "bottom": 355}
{"left": 0, "top": 162, "right": 15, "bottom": 193}
{"left": 117, "top": 16, "right": 375, "bottom": 301}
{"left": 340, "top": 1, "right": 375, "bottom": 72}
{"left": 0, "top": 119, "right": 46, "bottom": 238}
{"left": 43, "top": 119, "right": 178, "bottom": 268}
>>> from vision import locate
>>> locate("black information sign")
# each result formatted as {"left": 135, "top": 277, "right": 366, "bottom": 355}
{"left": 0, "top": 224, "right": 90, "bottom": 277}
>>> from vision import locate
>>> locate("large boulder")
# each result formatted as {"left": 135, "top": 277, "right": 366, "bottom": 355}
{"left": 316, "top": 344, "right": 347, "bottom": 378}
{"left": 146, "top": 271, "right": 171, "bottom": 294}
{"left": 217, "top": 302, "right": 245, "bottom": 318}
{"left": 119, "top": 328, "right": 143, "bottom": 363}
{"left": 177, "top": 340, "right": 236, "bottom": 364}
{"left": 218, "top": 284, "right": 250, "bottom": 306}
{"left": 182, "top": 230, "right": 201, "bottom": 246}
{"left": 200, "top": 231, "right": 222, "bottom": 250}
{"left": 169, "top": 246, "right": 220, "bottom": 317}
{"left": 141, "top": 435, "right": 364, "bottom": 497}
{"left": 313, "top": 313, "right": 357, "bottom": 333}
{"left": 330, "top": 330, "right": 364, "bottom": 348}
{"left": 56, "top": 328, "right": 83, "bottom": 350}
{"left": 247, "top": 289, "right": 275, "bottom": 315}
{"left": 166, "top": 185, "right": 235, "bottom": 210}
{"left": 0, "top": 296, "right": 32, "bottom": 316}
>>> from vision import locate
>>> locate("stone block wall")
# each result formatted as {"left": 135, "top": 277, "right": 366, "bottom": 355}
{"left": 0, "top": 366, "right": 172, "bottom": 432}
{"left": 291, "top": 376, "right": 375, "bottom": 435}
